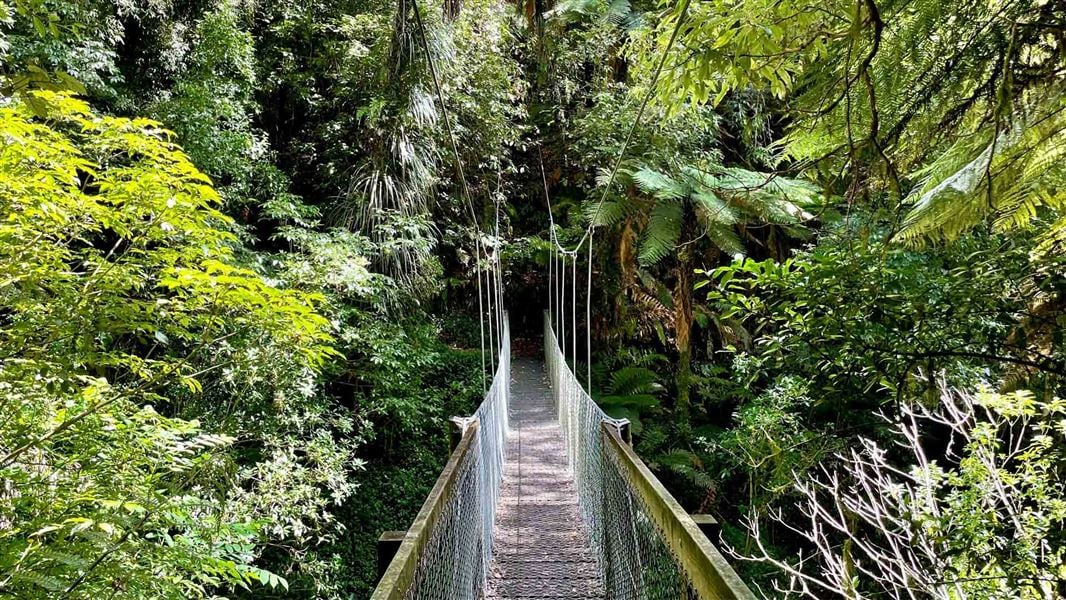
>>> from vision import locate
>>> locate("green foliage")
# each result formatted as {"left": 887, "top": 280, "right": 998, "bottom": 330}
{"left": 707, "top": 377, "right": 835, "bottom": 511}
{"left": 623, "top": 163, "right": 819, "bottom": 263}
{"left": 896, "top": 102, "right": 1066, "bottom": 245}
{"left": 5, "top": 0, "right": 1061, "bottom": 597}
{"left": 0, "top": 92, "right": 336, "bottom": 598}
{"left": 326, "top": 331, "right": 484, "bottom": 598}
{"left": 695, "top": 219, "right": 1064, "bottom": 590}
{"left": 636, "top": 0, "right": 828, "bottom": 107}
{"left": 1, "top": 0, "right": 524, "bottom": 597}
{"left": 640, "top": 0, "right": 1064, "bottom": 244}
{"left": 597, "top": 366, "right": 664, "bottom": 432}
{"left": 743, "top": 386, "right": 1066, "bottom": 599}
{"left": 708, "top": 226, "right": 1065, "bottom": 405}
{"left": 148, "top": 3, "right": 300, "bottom": 217}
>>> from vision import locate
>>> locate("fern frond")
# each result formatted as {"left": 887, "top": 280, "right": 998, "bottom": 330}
{"left": 897, "top": 106, "right": 1066, "bottom": 245}
{"left": 585, "top": 198, "right": 627, "bottom": 227}
{"left": 608, "top": 366, "right": 664, "bottom": 396}
{"left": 691, "top": 190, "right": 738, "bottom": 226}
{"left": 896, "top": 135, "right": 996, "bottom": 243}
{"left": 1033, "top": 215, "right": 1066, "bottom": 259}
{"left": 632, "top": 166, "right": 686, "bottom": 200}
{"left": 638, "top": 198, "right": 683, "bottom": 266}
{"left": 706, "top": 223, "right": 745, "bottom": 258}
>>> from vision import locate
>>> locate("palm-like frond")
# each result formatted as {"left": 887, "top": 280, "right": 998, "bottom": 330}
{"left": 608, "top": 366, "right": 665, "bottom": 396}
{"left": 650, "top": 449, "right": 715, "bottom": 491}
{"left": 896, "top": 106, "right": 1066, "bottom": 245}
{"left": 597, "top": 366, "right": 664, "bottom": 434}
{"left": 706, "top": 223, "right": 745, "bottom": 258}
{"left": 1034, "top": 216, "right": 1066, "bottom": 259}
{"left": 585, "top": 198, "right": 628, "bottom": 227}
{"left": 706, "top": 166, "right": 817, "bottom": 223}
{"left": 638, "top": 197, "right": 683, "bottom": 266}
{"left": 620, "top": 162, "right": 816, "bottom": 263}
{"left": 691, "top": 190, "right": 738, "bottom": 226}
{"left": 547, "top": 0, "right": 641, "bottom": 29}
{"left": 632, "top": 166, "right": 685, "bottom": 200}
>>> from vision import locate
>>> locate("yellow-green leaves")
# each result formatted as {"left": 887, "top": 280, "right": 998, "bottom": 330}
{"left": 0, "top": 92, "right": 337, "bottom": 599}
{"left": 637, "top": 0, "right": 832, "bottom": 114}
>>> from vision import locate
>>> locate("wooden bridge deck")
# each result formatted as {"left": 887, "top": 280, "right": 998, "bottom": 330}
{"left": 484, "top": 358, "right": 605, "bottom": 599}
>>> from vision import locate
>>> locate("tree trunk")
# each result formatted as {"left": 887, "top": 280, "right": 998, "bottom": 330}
{"left": 673, "top": 248, "right": 693, "bottom": 422}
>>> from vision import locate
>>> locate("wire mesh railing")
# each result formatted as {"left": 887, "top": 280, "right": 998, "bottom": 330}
{"left": 544, "top": 313, "right": 757, "bottom": 600}
{"left": 371, "top": 316, "right": 510, "bottom": 600}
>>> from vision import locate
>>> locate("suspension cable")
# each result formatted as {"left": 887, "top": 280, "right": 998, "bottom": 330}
{"left": 571, "top": 247, "right": 578, "bottom": 370}
{"left": 539, "top": 151, "right": 562, "bottom": 337}
{"left": 485, "top": 246, "right": 496, "bottom": 372}
{"left": 558, "top": 244, "right": 567, "bottom": 338}
{"left": 411, "top": 0, "right": 493, "bottom": 390}
{"left": 576, "top": 0, "right": 692, "bottom": 249}
{"left": 586, "top": 230, "right": 593, "bottom": 393}
{"left": 493, "top": 187, "right": 504, "bottom": 353}
{"left": 560, "top": 251, "right": 567, "bottom": 363}
{"left": 548, "top": 231, "right": 554, "bottom": 330}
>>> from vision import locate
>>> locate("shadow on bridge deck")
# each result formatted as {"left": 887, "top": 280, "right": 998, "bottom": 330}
{"left": 484, "top": 358, "right": 605, "bottom": 599}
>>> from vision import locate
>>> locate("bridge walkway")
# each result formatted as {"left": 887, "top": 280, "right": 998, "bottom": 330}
{"left": 484, "top": 358, "right": 605, "bottom": 599}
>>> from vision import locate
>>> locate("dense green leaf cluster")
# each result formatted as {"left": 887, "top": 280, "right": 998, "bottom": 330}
{"left": 1, "top": 0, "right": 523, "bottom": 596}
{"left": 0, "top": 92, "right": 337, "bottom": 598}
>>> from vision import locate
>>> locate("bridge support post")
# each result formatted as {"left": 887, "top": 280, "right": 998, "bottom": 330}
{"left": 606, "top": 418, "right": 632, "bottom": 445}
{"left": 690, "top": 514, "right": 721, "bottom": 541}
{"left": 377, "top": 530, "right": 406, "bottom": 581}
{"left": 449, "top": 416, "right": 476, "bottom": 452}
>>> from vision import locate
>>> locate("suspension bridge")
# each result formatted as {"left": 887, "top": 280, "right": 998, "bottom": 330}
{"left": 366, "top": 1, "right": 760, "bottom": 594}
{"left": 370, "top": 312, "right": 757, "bottom": 600}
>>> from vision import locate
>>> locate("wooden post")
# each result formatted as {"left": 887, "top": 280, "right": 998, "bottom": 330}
{"left": 377, "top": 531, "right": 406, "bottom": 581}
{"left": 610, "top": 418, "right": 632, "bottom": 445}
{"left": 690, "top": 514, "right": 721, "bottom": 541}
{"left": 449, "top": 416, "right": 475, "bottom": 452}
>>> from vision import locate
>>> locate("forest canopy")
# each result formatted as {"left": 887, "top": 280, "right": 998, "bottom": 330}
{"left": 0, "top": 0, "right": 1063, "bottom": 598}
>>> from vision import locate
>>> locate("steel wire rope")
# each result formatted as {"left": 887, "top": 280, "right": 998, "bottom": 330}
{"left": 574, "top": 0, "right": 692, "bottom": 249}
{"left": 562, "top": 0, "right": 692, "bottom": 396}
{"left": 586, "top": 230, "right": 593, "bottom": 393}
{"left": 493, "top": 185, "right": 504, "bottom": 363}
{"left": 571, "top": 249, "right": 577, "bottom": 372}
{"left": 485, "top": 251, "right": 496, "bottom": 373}
{"left": 538, "top": 152, "right": 561, "bottom": 342}
{"left": 410, "top": 0, "right": 493, "bottom": 392}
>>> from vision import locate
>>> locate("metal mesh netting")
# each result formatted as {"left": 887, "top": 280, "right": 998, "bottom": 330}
{"left": 399, "top": 318, "right": 510, "bottom": 600}
{"left": 544, "top": 318, "right": 698, "bottom": 600}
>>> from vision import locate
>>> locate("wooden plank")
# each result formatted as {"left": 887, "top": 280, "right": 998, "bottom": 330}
{"left": 370, "top": 419, "right": 481, "bottom": 600}
{"left": 601, "top": 423, "right": 757, "bottom": 600}
{"left": 377, "top": 531, "right": 407, "bottom": 581}
{"left": 691, "top": 514, "right": 722, "bottom": 540}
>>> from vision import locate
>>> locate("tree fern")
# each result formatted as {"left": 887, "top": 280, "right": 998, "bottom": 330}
{"left": 691, "top": 190, "right": 738, "bottom": 227}
{"left": 896, "top": 106, "right": 1066, "bottom": 245}
{"left": 706, "top": 223, "right": 745, "bottom": 258}
{"left": 596, "top": 366, "right": 665, "bottom": 433}
{"left": 608, "top": 366, "right": 665, "bottom": 396}
{"left": 547, "top": 0, "right": 641, "bottom": 30}
{"left": 650, "top": 449, "right": 716, "bottom": 492}
{"left": 624, "top": 162, "right": 817, "bottom": 264}
{"left": 584, "top": 198, "right": 628, "bottom": 227}
{"left": 647, "top": 0, "right": 1062, "bottom": 255}
{"left": 632, "top": 165, "right": 685, "bottom": 200}
{"left": 638, "top": 197, "right": 683, "bottom": 265}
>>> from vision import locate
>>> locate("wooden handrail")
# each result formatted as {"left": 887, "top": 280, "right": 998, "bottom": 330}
{"left": 602, "top": 422, "right": 758, "bottom": 600}
{"left": 370, "top": 419, "right": 481, "bottom": 600}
